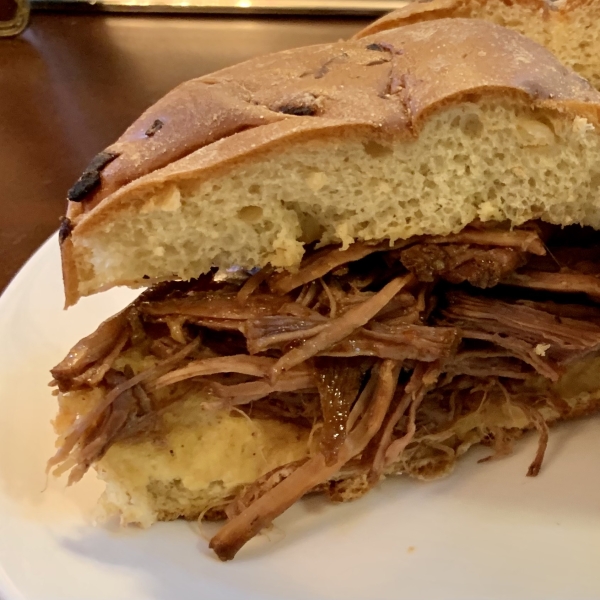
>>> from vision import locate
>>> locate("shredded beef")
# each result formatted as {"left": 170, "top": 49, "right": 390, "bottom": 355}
{"left": 502, "top": 270, "right": 600, "bottom": 300}
{"left": 270, "top": 275, "right": 414, "bottom": 379}
{"left": 141, "top": 292, "right": 292, "bottom": 320}
{"left": 447, "top": 351, "right": 531, "bottom": 380}
{"left": 325, "top": 324, "right": 459, "bottom": 362}
{"left": 47, "top": 339, "right": 201, "bottom": 479}
{"left": 249, "top": 391, "right": 321, "bottom": 425}
{"left": 66, "top": 370, "right": 137, "bottom": 484}
{"left": 205, "top": 367, "right": 317, "bottom": 408}
{"left": 209, "top": 359, "right": 400, "bottom": 561}
{"left": 244, "top": 315, "right": 327, "bottom": 354}
{"left": 441, "top": 292, "right": 600, "bottom": 366}
{"left": 49, "top": 221, "right": 600, "bottom": 559}
{"left": 152, "top": 355, "right": 277, "bottom": 389}
{"left": 427, "top": 227, "right": 546, "bottom": 255}
{"left": 315, "top": 357, "right": 371, "bottom": 464}
{"left": 515, "top": 299, "right": 600, "bottom": 322}
{"left": 51, "top": 310, "right": 130, "bottom": 390}
{"left": 224, "top": 459, "right": 310, "bottom": 520}
{"left": 399, "top": 244, "right": 526, "bottom": 288}
{"left": 267, "top": 241, "right": 401, "bottom": 294}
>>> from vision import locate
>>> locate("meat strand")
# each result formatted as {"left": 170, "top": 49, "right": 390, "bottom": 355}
{"left": 152, "top": 355, "right": 277, "bottom": 389}
{"left": 268, "top": 241, "right": 397, "bottom": 294}
{"left": 244, "top": 315, "right": 327, "bottom": 355}
{"left": 71, "top": 330, "right": 129, "bottom": 388}
{"left": 237, "top": 267, "right": 272, "bottom": 304}
{"left": 427, "top": 228, "right": 546, "bottom": 255}
{"left": 502, "top": 270, "right": 600, "bottom": 300}
{"left": 517, "top": 402, "right": 550, "bottom": 477}
{"left": 351, "top": 323, "right": 459, "bottom": 361}
{"left": 51, "top": 310, "right": 130, "bottom": 385}
{"left": 448, "top": 351, "right": 531, "bottom": 380}
{"left": 206, "top": 368, "right": 317, "bottom": 407}
{"left": 142, "top": 293, "right": 290, "bottom": 319}
{"left": 225, "top": 459, "right": 309, "bottom": 520}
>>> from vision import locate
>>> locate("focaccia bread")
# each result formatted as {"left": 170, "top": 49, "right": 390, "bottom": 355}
{"left": 59, "top": 18, "right": 600, "bottom": 306}
{"left": 356, "top": 0, "right": 600, "bottom": 89}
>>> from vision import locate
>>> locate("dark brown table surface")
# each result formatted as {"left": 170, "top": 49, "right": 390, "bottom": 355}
{"left": 0, "top": 12, "right": 370, "bottom": 294}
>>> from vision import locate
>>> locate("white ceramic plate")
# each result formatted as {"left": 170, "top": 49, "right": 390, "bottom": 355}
{"left": 2, "top": 235, "right": 600, "bottom": 600}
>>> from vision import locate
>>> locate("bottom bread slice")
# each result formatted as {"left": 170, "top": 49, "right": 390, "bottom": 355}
{"left": 88, "top": 356, "right": 600, "bottom": 528}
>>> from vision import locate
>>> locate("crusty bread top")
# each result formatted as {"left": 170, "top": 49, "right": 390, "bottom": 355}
{"left": 60, "top": 18, "right": 600, "bottom": 305}
{"left": 354, "top": 0, "right": 600, "bottom": 89}
{"left": 356, "top": 0, "right": 564, "bottom": 38}
{"left": 66, "top": 16, "right": 599, "bottom": 217}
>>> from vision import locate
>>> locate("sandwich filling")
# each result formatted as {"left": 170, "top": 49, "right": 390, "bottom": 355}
{"left": 49, "top": 220, "right": 600, "bottom": 559}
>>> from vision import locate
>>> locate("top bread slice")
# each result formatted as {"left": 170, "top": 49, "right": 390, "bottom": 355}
{"left": 356, "top": 0, "right": 600, "bottom": 90}
{"left": 60, "top": 18, "right": 600, "bottom": 307}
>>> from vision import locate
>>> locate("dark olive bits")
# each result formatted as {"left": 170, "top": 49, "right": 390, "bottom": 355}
{"left": 58, "top": 216, "right": 73, "bottom": 244}
{"left": 278, "top": 105, "right": 318, "bottom": 116}
{"left": 366, "top": 42, "right": 403, "bottom": 55}
{"left": 67, "top": 150, "right": 120, "bottom": 202}
{"left": 145, "top": 119, "right": 164, "bottom": 137}
{"left": 366, "top": 43, "right": 387, "bottom": 52}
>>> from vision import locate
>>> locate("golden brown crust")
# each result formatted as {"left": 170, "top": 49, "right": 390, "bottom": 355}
{"left": 353, "top": 0, "right": 552, "bottom": 39}
{"left": 68, "top": 17, "right": 600, "bottom": 216}
{"left": 356, "top": 0, "right": 472, "bottom": 37}
{"left": 353, "top": 0, "right": 600, "bottom": 40}
{"left": 353, "top": 0, "right": 600, "bottom": 104}
{"left": 60, "top": 236, "right": 79, "bottom": 310}
{"left": 62, "top": 18, "right": 600, "bottom": 304}
{"left": 78, "top": 82, "right": 288, "bottom": 212}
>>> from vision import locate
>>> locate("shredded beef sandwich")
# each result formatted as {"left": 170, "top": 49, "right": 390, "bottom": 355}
{"left": 49, "top": 18, "right": 600, "bottom": 560}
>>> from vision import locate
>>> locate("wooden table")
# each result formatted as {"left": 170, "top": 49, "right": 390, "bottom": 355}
{"left": 0, "top": 12, "right": 369, "bottom": 293}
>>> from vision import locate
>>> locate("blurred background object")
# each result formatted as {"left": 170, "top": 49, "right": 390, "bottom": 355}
{"left": 0, "top": 0, "right": 29, "bottom": 36}
{"left": 31, "top": 0, "right": 409, "bottom": 16}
